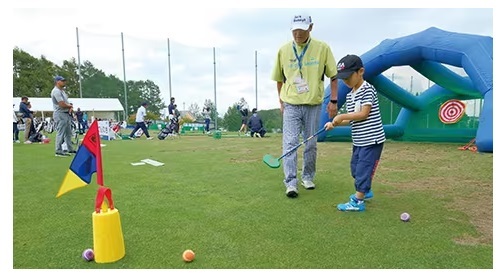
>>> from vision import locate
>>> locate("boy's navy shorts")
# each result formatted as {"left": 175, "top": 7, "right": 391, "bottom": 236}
{"left": 350, "top": 142, "right": 384, "bottom": 193}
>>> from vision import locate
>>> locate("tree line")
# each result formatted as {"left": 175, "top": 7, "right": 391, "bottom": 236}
{"left": 13, "top": 47, "right": 283, "bottom": 131}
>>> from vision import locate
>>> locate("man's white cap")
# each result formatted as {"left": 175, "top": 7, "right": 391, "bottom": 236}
{"left": 291, "top": 13, "right": 312, "bottom": 31}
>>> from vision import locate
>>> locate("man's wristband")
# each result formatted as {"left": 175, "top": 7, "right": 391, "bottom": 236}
{"left": 330, "top": 99, "right": 338, "bottom": 104}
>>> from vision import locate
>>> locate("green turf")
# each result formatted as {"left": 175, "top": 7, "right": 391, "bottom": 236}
{"left": 13, "top": 132, "right": 493, "bottom": 269}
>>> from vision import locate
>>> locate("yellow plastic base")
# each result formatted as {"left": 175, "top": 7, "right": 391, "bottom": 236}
{"left": 92, "top": 208, "right": 125, "bottom": 263}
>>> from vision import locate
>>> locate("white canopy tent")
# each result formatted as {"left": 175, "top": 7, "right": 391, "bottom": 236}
{"left": 13, "top": 97, "right": 125, "bottom": 121}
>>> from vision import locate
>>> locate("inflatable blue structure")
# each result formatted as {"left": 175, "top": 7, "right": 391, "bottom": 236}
{"left": 319, "top": 27, "right": 493, "bottom": 153}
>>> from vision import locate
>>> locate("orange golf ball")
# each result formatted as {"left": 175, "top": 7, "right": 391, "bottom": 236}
{"left": 182, "top": 249, "right": 195, "bottom": 262}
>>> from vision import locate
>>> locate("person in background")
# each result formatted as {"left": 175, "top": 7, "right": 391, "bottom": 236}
{"left": 26, "top": 101, "right": 36, "bottom": 139}
{"left": 50, "top": 75, "right": 75, "bottom": 156}
{"left": 174, "top": 104, "right": 181, "bottom": 118}
{"left": 13, "top": 104, "right": 20, "bottom": 143}
{"left": 168, "top": 97, "right": 176, "bottom": 120}
{"left": 75, "top": 107, "right": 84, "bottom": 134}
{"left": 173, "top": 104, "right": 181, "bottom": 134}
{"left": 19, "top": 96, "right": 34, "bottom": 144}
{"left": 202, "top": 106, "right": 211, "bottom": 134}
{"left": 237, "top": 102, "right": 250, "bottom": 136}
{"left": 82, "top": 111, "right": 88, "bottom": 131}
{"left": 248, "top": 108, "right": 266, "bottom": 138}
{"left": 129, "top": 102, "right": 153, "bottom": 140}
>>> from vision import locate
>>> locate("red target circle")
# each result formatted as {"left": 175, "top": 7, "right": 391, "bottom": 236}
{"left": 439, "top": 100, "right": 466, "bottom": 124}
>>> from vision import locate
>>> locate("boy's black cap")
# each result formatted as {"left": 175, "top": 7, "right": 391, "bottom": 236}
{"left": 336, "top": 54, "right": 364, "bottom": 79}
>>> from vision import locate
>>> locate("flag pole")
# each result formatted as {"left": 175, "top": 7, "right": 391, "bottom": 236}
{"left": 76, "top": 27, "right": 83, "bottom": 98}
{"left": 167, "top": 38, "right": 172, "bottom": 100}
{"left": 92, "top": 121, "right": 104, "bottom": 186}
{"left": 255, "top": 50, "right": 258, "bottom": 109}
{"left": 121, "top": 32, "right": 128, "bottom": 119}
{"left": 213, "top": 47, "right": 217, "bottom": 130}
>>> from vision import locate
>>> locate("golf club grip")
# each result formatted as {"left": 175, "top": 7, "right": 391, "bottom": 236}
{"left": 277, "top": 127, "right": 326, "bottom": 160}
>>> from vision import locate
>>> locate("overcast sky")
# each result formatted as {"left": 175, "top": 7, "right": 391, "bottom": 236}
{"left": 11, "top": 8, "right": 493, "bottom": 115}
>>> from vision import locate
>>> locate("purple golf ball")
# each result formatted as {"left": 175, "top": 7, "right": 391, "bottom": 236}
{"left": 400, "top": 212, "right": 411, "bottom": 222}
{"left": 82, "top": 248, "right": 94, "bottom": 261}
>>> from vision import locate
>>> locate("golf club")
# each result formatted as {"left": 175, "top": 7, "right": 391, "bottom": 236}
{"left": 263, "top": 127, "right": 326, "bottom": 169}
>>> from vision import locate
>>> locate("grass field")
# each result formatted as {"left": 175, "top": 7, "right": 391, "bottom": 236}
{"left": 13, "top": 131, "right": 493, "bottom": 269}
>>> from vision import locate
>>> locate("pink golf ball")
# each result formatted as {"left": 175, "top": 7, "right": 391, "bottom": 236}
{"left": 400, "top": 212, "right": 411, "bottom": 222}
{"left": 82, "top": 248, "right": 94, "bottom": 261}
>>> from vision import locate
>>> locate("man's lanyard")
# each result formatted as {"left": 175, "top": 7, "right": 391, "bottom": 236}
{"left": 292, "top": 39, "right": 311, "bottom": 78}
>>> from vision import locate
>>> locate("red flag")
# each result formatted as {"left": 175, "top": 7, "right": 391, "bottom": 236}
{"left": 56, "top": 121, "right": 104, "bottom": 197}
{"left": 82, "top": 121, "right": 104, "bottom": 186}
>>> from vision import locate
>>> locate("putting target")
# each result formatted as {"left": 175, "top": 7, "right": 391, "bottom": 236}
{"left": 439, "top": 100, "right": 466, "bottom": 124}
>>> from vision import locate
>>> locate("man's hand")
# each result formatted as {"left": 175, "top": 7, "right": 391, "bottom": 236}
{"left": 279, "top": 100, "right": 284, "bottom": 114}
{"left": 327, "top": 102, "right": 338, "bottom": 118}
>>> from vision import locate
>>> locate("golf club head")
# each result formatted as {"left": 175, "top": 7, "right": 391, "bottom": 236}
{"left": 263, "top": 154, "right": 280, "bottom": 168}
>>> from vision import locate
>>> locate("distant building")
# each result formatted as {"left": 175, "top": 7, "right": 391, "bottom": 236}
{"left": 179, "top": 110, "right": 195, "bottom": 121}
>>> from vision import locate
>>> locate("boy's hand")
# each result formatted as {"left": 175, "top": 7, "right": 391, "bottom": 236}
{"left": 332, "top": 115, "right": 343, "bottom": 126}
{"left": 324, "top": 122, "right": 334, "bottom": 131}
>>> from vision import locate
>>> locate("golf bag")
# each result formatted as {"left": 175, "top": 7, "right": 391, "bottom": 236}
{"left": 112, "top": 122, "right": 123, "bottom": 139}
{"left": 28, "top": 119, "right": 45, "bottom": 143}
{"left": 134, "top": 128, "right": 143, "bottom": 138}
{"left": 133, "top": 120, "right": 152, "bottom": 138}
{"left": 70, "top": 119, "right": 80, "bottom": 146}
{"left": 44, "top": 119, "right": 54, "bottom": 134}
{"left": 158, "top": 117, "right": 179, "bottom": 140}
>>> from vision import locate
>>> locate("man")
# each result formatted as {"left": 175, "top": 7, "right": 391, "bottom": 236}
{"left": 26, "top": 101, "right": 37, "bottom": 140}
{"left": 51, "top": 76, "right": 75, "bottom": 157}
{"left": 75, "top": 107, "right": 84, "bottom": 134}
{"left": 271, "top": 13, "right": 339, "bottom": 198}
{"left": 248, "top": 108, "right": 266, "bottom": 138}
{"left": 173, "top": 104, "right": 181, "bottom": 118}
{"left": 18, "top": 96, "right": 34, "bottom": 144}
{"left": 173, "top": 104, "right": 181, "bottom": 134}
{"left": 168, "top": 97, "right": 175, "bottom": 120}
{"left": 129, "top": 102, "right": 153, "bottom": 140}
{"left": 13, "top": 104, "right": 20, "bottom": 143}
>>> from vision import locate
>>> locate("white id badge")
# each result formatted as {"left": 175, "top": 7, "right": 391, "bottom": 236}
{"left": 354, "top": 100, "right": 361, "bottom": 112}
{"left": 294, "top": 76, "right": 309, "bottom": 94}
{"left": 293, "top": 76, "right": 302, "bottom": 84}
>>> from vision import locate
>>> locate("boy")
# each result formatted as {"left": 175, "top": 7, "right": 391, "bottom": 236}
{"left": 324, "top": 54, "right": 385, "bottom": 212}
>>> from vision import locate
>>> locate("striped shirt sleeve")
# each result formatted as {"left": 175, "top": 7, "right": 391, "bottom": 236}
{"left": 361, "top": 88, "right": 376, "bottom": 106}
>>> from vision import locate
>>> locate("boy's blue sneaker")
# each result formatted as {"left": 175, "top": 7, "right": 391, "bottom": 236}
{"left": 349, "top": 190, "right": 374, "bottom": 201}
{"left": 337, "top": 198, "right": 365, "bottom": 212}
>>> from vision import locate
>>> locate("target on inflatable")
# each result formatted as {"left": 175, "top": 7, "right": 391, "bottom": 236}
{"left": 439, "top": 99, "right": 466, "bottom": 124}
{"left": 320, "top": 27, "right": 492, "bottom": 152}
